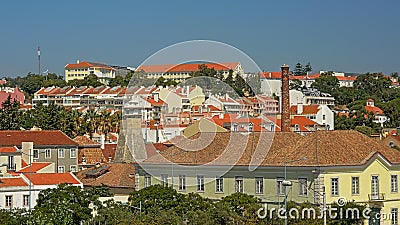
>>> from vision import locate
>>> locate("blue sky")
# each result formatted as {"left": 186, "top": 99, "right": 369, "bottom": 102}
{"left": 0, "top": 0, "right": 399, "bottom": 77}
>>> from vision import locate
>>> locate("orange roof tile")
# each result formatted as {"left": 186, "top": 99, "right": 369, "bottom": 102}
{"left": 0, "top": 130, "right": 78, "bottom": 147}
{"left": 26, "top": 173, "right": 81, "bottom": 185}
{"left": 290, "top": 105, "right": 320, "bottom": 115}
{"left": 65, "top": 61, "right": 115, "bottom": 70}
{"left": 137, "top": 62, "right": 239, "bottom": 73}
{"left": 365, "top": 105, "right": 384, "bottom": 115}
{"left": 0, "top": 177, "right": 28, "bottom": 187}
{"left": 75, "top": 163, "right": 135, "bottom": 188}
{"left": 73, "top": 136, "right": 101, "bottom": 147}
{"left": 0, "top": 146, "right": 18, "bottom": 153}
{"left": 17, "top": 162, "right": 53, "bottom": 173}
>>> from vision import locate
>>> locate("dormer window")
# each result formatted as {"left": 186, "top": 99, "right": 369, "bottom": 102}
{"left": 233, "top": 123, "right": 238, "bottom": 132}
{"left": 248, "top": 123, "right": 254, "bottom": 132}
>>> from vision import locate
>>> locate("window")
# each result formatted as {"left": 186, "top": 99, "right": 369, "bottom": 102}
{"left": 33, "top": 149, "right": 39, "bottom": 159}
{"left": 197, "top": 175, "right": 204, "bottom": 191}
{"left": 331, "top": 178, "right": 339, "bottom": 196}
{"left": 298, "top": 178, "right": 308, "bottom": 196}
{"left": 248, "top": 123, "right": 254, "bottom": 132}
{"left": 294, "top": 124, "right": 299, "bottom": 132}
{"left": 70, "top": 165, "right": 77, "bottom": 172}
{"left": 352, "top": 177, "right": 360, "bottom": 195}
{"left": 179, "top": 175, "right": 186, "bottom": 191}
{"left": 255, "top": 177, "right": 264, "bottom": 194}
{"left": 58, "top": 166, "right": 65, "bottom": 173}
{"left": 313, "top": 124, "right": 318, "bottom": 131}
{"left": 58, "top": 149, "right": 65, "bottom": 158}
{"left": 7, "top": 155, "right": 14, "bottom": 170}
{"left": 235, "top": 176, "right": 244, "bottom": 193}
{"left": 392, "top": 208, "right": 398, "bottom": 225}
{"left": 70, "top": 148, "right": 77, "bottom": 158}
{"left": 5, "top": 195, "right": 12, "bottom": 208}
{"left": 216, "top": 176, "right": 224, "bottom": 193}
{"left": 144, "top": 174, "right": 151, "bottom": 188}
{"left": 233, "top": 123, "right": 238, "bottom": 132}
{"left": 322, "top": 115, "right": 326, "bottom": 120}
{"left": 270, "top": 123, "right": 275, "bottom": 131}
{"left": 45, "top": 149, "right": 51, "bottom": 158}
{"left": 161, "top": 174, "right": 168, "bottom": 187}
{"left": 277, "top": 177, "right": 285, "bottom": 195}
{"left": 391, "top": 175, "right": 398, "bottom": 193}
{"left": 23, "top": 195, "right": 29, "bottom": 207}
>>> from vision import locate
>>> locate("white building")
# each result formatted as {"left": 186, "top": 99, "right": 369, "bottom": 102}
{"left": 205, "top": 94, "right": 242, "bottom": 115}
{"left": 0, "top": 173, "right": 82, "bottom": 209}
{"left": 290, "top": 104, "right": 334, "bottom": 130}
{"left": 290, "top": 89, "right": 335, "bottom": 107}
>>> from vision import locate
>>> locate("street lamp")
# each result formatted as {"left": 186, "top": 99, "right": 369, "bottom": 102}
{"left": 283, "top": 155, "right": 307, "bottom": 225}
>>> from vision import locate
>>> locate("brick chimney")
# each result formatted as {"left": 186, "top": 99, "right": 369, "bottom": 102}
{"left": 281, "top": 64, "right": 291, "bottom": 132}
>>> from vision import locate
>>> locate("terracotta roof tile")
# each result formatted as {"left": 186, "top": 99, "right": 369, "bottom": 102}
{"left": 75, "top": 163, "right": 135, "bottom": 188}
{"left": 0, "top": 130, "right": 78, "bottom": 147}
{"left": 26, "top": 172, "right": 82, "bottom": 185}
{"left": 17, "top": 162, "right": 53, "bottom": 173}
{"left": 0, "top": 177, "right": 28, "bottom": 187}
{"left": 143, "top": 130, "right": 400, "bottom": 167}
{"left": 290, "top": 105, "right": 320, "bottom": 115}
{"left": 0, "top": 146, "right": 18, "bottom": 153}
{"left": 137, "top": 62, "right": 239, "bottom": 73}
{"left": 73, "top": 136, "right": 101, "bottom": 147}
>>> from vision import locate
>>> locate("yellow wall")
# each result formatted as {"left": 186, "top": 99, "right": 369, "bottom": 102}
{"left": 182, "top": 119, "right": 227, "bottom": 138}
{"left": 323, "top": 157, "right": 400, "bottom": 223}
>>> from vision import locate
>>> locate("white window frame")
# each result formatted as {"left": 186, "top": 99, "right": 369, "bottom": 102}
{"left": 5, "top": 195, "right": 13, "bottom": 208}
{"left": 235, "top": 176, "right": 244, "bottom": 193}
{"left": 179, "top": 175, "right": 186, "bottom": 191}
{"left": 197, "top": 175, "right": 204, "bottom": 192}
{"left": 45, "top": 149, "right": 51, "bottom": 159}
{"left": 58, "top": 166, "right": 65, "bottom": 173}
{"left": 70, "top": 148, "right": 77, "bottom": 158}
{"left": 392, "top": 208, "right": 398, "bottom": 225}
{"left": 277, "top": 177, "right": 284, "bottom": 196}
{"left": 33, "top": 149, "right": 39, "bottom": 159}
{"left": 58, "top": 149, "right": 65, "bottom": 158}
{"left": 23, "top": 195, "right": 29, "bottom": 207}
{"left": 352, "top": 177, "right": 360, "bottom": 195}
{"left": 391, "top": 175, "right": 398, "bottom": 193}
{"left": 216, "top": 176, "right": 224, "bottom": 193}
{"left": 161, "top": 174, "right": 168, "bottom": 187}
{"left": 70, "top": 165, "right": 77, "bottom": 172}
{"left": 255, "top": 177, "right": 264, "bottom": 194}
{"left": 331, "top": 177, "right": 339, "bottom": 196}
{"left": 298, "top": 178, "right": 308, "bottom": 196}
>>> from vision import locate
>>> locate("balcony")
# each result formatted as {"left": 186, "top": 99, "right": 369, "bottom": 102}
{"left": 368, "top": 193, "right": 385, "bottom": 201}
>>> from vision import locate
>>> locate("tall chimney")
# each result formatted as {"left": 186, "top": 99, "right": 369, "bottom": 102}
{"left": 281, "top": 64, "right": 291, "bottom": 132}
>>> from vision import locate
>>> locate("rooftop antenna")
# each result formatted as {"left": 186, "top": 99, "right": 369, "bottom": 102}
{"left": 37, "top": 46, "right": 41, "bottom": 75}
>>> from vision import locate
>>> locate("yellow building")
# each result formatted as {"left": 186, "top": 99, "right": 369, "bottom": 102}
{"left": 136, "top": 62, "right": 244, "bottom": 82}
{"left": 65, "top": 60, "right": 115, "bottom": 84}
{"left": 135, "top": 130, "right": 400, "bottom": 225}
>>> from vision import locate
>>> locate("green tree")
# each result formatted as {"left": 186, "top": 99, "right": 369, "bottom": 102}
{"left": 311, "top": 72, "right": 340, "bottom": 95}
{"left": 293, "top": 62, "right": 304, "bottom": 76}
{"left": 303, "top": 62, "right": 312, "bottom": 74}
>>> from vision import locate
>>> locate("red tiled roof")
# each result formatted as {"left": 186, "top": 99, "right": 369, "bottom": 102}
{"left": 146, "top": 96, "right": 166, "bottom": 106}
{"left": 75, "top": 163, "right": 135, "bottom": 188}
{"left": 0, "top": 146, "right": 18, "bottom": 153}
{"left": 0, "top": 79, "right": 6, "bottom": 85}
{"left": 17, "top": 162, "right": 53, "bottom": 173}
{"left": 290, "top": 105, "right": 320, "bottom": 115}
{"left": 0, "top": 130, "right": 78, "bottom": 147}
{"left": 144, "top": 130, "right": 400, "bottom": 167}
{"left": 0, "top": 177, "right": 28, "bottom": 187}
{"left": 73, "top": 136, "right": 101, "bottom": 147}
{"left": 0, "top": 87, "right": 25, "bottom": 107}
{"left": 337, "top": 76, "right": 356, "bottom": 81}
{"left": 26, "top": 172, "right": 81, "bottom": 185}
{"left": 137, "top": 62, "right": 239, "bottom": 73}
{"left": 365, "top": 105, "right": 384, "bottom": 115}
{"left": 65, "top": 61, "right": 115, "bottom": 70}
{"left": 79, "top": 147, "right": 105, "bottom": 164}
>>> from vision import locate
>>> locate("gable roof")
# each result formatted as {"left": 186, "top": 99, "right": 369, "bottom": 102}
{"left": 137, "top": 62, "right": 239, "bottom": 73}
{"left": 65, "top": 61, "right": 115, "bottom": 70}
{"left": 143, "top": 130, "right": 397, "bottom": 168}
{"left": 0, "top": 146, "right": 19, "bottom": 153}
{"left": 17, "top": 162, "right": 53, "bottom": 173}
{"left": 25, "top": 172, "right": 82, "bottom": 185}
{"left": 0, "top": 177, "right": 28, "bottom": 187}
{"left": 0, "top": 130, "right": 78, "bottom": 147}
{"left": 73, "top": 136, "right": 101, "bottom": 147}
